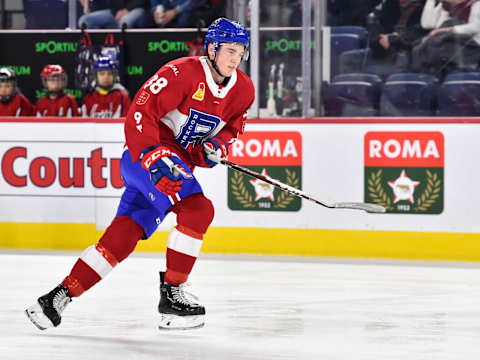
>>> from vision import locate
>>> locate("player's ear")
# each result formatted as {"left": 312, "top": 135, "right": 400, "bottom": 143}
{"left": 207, "top": 43, "right": 215, "bottom": 60}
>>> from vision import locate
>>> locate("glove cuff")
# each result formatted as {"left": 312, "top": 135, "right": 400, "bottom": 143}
{"left": 211, "top": 136, "right": 229, "bottom": 154}
{"left": 141, "top": 146, "right": 178, "bottom": 170}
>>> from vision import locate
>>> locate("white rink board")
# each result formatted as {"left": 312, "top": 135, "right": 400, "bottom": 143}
{"left": 0, "top": 121, "right": 478, "bottom": 233}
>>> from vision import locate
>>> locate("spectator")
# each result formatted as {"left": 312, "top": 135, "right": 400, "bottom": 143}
{"left": 78, "top": 0, "right": 112, "bottom": 13}
{"left": 36, "top": 65, "right": 81, "bottom": 117}
{"left": 81, "top": 56, "right": 131, "bottom": 118}
{"left": 327, "top": 0, "right": 378, "bottom": 27}
{"left": 78, "top": 0, "right": 149, "bottom": 29}
{"left": 0, "top": 68, "right": 35, "bottom": 116}
{"left": 411, "top": 0, "right": 480, "bottom": 75}
{"left": 151, "top": 0, "right": 211, "bottom": 27}
{"left": 340, "top": 0, "right": 427, "bottom": 76}
{"left": 367, "top": 0, "right": 427, "bottom": 62}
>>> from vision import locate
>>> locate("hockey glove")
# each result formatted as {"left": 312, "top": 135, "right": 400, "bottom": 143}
{"left": 192, "top": 136, "right": 228, "bottom": 168}
{"left": 141, "top": 146, "right": 192, "bottom": 196}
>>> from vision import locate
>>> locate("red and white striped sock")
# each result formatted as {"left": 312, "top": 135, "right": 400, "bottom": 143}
{"left": 62, "top": 216, "right": 143, "bottom": 297}
{"left": 62, "top": 243, "right": 119, "bottom": 297}
{"left": 165, "top": 225, "right": 203, "bottom": 285}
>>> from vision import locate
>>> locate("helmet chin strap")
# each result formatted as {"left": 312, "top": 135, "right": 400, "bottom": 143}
{"left": 47, "top": 90, "right": 63, "bottom": 97}
{"left": 0, "top": 96, "right": 11, "bottom": 104}
{"left": 209, "top": 52, "right": 227, "bottom": 82}
{"left": 97, "top": 84, "right": 114, "bottom": 92}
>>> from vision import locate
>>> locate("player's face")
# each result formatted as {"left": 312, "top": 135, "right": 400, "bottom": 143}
{"left": 0, "top": 82, "right": 14, "bottom": 98}
{"left": 97, "top": 70, "right": 114, "bottom": 87}
{"left": 215, "top": 43, "right": 245, "bottom": 77}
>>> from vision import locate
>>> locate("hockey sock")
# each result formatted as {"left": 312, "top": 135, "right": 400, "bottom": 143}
{"left": 62, "top": 216, "right": 144, "bottom": 297}
{"left": 166, "top": 194, "right": 214, "bottom": 285}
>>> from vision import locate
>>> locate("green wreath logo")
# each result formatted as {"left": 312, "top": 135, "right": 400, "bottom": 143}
{"left": 414, "top": 170, "right": 441, "bottom": 211}
{"left": 273, "top": 169, "right": 299, "bottom": 208}
{"left": 367, "top": 169, "right": 394, "bottom": 211}
{"left": 231, "top": 171, "right": 255, "bottom": 208}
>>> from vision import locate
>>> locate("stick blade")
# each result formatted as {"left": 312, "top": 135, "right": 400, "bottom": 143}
{"left": 333, "top": 202, "right": 386, "bottom": 213}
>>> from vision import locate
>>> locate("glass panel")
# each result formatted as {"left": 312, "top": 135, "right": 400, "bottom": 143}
{"left": 240, "top": 0, "right": 315, "bottom": 117}
{"left": 325, "top": 0, "right": 480, "bottom": 117}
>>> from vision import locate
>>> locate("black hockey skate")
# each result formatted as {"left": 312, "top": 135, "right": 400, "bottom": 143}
{"left": 158, "top": 271, "right": 205, "bottom": 330}
{"left": 25, "top": 284, "right": 72, "bottom": 330}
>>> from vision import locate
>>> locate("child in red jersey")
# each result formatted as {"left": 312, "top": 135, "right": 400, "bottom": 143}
{"left": 36, "top": 65, "right": 81, "bottom": 117}
{"left": 0, "top": 67, "right": 35, "bottom": 116}
{"left": 81, "top": 56, "right": 131, "bottom": 118}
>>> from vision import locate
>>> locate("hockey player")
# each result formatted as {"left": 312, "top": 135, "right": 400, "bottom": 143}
{"left": 0, "top": 67, "right": 35, "bottom": 116}
{"left": 25, "top": 17, "right": 254, "bottom": 330}
{"left": 81, "top": 56, "right": 131, "bottom": 118}
{"left": 36, "top": 65, "right": 81, "bottom": 117}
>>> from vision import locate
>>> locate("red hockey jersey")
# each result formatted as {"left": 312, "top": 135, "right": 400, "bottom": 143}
{"left": 125, "top": 56, "right": 255, "bottom": 166}
{"left": 36, "top": 93, "right": 81, "bottom": 117}
{"left": 0, "top": 93, "right": 35, "bottom": 116}
{"left": 81, "top": 85, "right": 131, "bottom": 118}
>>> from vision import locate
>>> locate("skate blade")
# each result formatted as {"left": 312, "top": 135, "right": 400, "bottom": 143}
{"left": 158, "top": 314, "right": 205, "bottom": 330}
{"left": 25, "top": 303, "right": 53, "bottom": 331}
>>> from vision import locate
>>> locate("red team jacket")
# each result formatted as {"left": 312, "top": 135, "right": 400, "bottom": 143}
{"left": 36, "top": 93, "right": 81, "bottom": 117}
{"left": 125, "top": 56, "right": 255, "bottom": 167}
{"left": 82, "top": 85, "right": 131, "bottom": 118}
{"left": 0, "top": 93, "right": 35, "bottom": 116}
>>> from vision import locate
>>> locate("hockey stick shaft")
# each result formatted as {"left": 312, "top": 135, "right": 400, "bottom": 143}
{"left": 209, "top": 155, "right": 385, "bottom": 213}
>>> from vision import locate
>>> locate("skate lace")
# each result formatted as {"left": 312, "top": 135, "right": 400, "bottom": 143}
{"left": 171, "top": 283, "right": 199, "bottom": 306}
{"left": 52, "top": 288, "right": 71, "bottom": 314}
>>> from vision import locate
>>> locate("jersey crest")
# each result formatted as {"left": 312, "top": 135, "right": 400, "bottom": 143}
{"left": 176, "top": 108, "right": 222, "bottom": 148}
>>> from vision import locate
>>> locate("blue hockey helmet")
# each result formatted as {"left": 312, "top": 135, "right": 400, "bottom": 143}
{"left": 204, "top": 18, "right": 250, "bottom": 60}
{"left": 93, "top": 56, "right": 117, "bottom": 90}
{"left": 93, "top": 56, "right": 117, "bottom": 71}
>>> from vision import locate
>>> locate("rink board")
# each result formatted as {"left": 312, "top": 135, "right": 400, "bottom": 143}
{"left": 0, "top": 117, "right": 479, "bottom": 260}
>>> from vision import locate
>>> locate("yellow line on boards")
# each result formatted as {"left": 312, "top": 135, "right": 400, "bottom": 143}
{"left": 1, "top": 222, "right": 480, "bottom": 261}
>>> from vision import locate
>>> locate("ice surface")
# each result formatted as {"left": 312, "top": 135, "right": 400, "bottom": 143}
{"left": 2, "top": 252, "right": 480, "bottom": 360}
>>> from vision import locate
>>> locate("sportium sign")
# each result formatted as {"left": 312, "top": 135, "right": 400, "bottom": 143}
{"left": 364, "top": 132, "right": 444, "bottom": 214}
{"left": 228, "top": 131, "right": 302, "bottom": 211}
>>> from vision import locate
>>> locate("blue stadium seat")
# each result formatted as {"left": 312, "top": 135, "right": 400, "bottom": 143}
{"left": 379, "top": 73, "right": 439, "bottom": 116}
{"left": 323, "top": 73, "right": 382, "bottom": 116}
{"left": 331, "top": 26, "right": 368, "bottom": 47}
{"left": 437, "top": 72, "right": 480, "bottom": 116}
{"left": 331, "top": 26, "right": 368, "bottom": 77}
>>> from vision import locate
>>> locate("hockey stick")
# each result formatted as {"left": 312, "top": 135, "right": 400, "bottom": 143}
{"left": 208, "top": 154, "right": 386, "bottom": 213}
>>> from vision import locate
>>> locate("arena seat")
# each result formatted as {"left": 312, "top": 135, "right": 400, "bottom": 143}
{"left": 323, "top": 73, "right": 382, "bottom": 116}
{"left": 437, "top": 72, "right": 480, "bottom": 116}
{"left": 379, "top": 73, "right": 439, "bottom": 116}
{"left": 331, "top": 26, "right": 368, "bottom": 77}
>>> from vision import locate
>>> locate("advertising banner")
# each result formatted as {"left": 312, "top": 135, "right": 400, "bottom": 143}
{"left": 0, "top": 118, "right": 480, "bottom": 232}
{"left": 1, "top": 118, "right": 480, "bottom": 259}
{"left": 364, "top": 132, "right": 444, "bottom": 214}
{"left": 227, "top": 131, "right": 302, "bottom": 211}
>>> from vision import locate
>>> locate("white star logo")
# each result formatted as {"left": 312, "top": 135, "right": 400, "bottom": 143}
{"left": 249, "top": 168, "right": 275, "bottom": 201}
{"left": 388, "top": 169, "right": 420, "bottom": 204}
